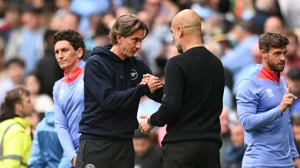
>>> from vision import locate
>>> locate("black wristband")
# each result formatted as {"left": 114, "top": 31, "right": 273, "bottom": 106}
{"left": 147, "top": 118, "right": 155, "bottom": 128}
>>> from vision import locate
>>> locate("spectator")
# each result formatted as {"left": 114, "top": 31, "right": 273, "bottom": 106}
{"left": 35, "top": 29, "right": 64, "bottom": 98}
{"left": 4, "top": 5, "right": 45, "bottom": 75}
{"left": 286, "top": 68, "right": 300, "bottom": 117}
{"left": 28, "top": 109, "right": 72, "bottom": 168}
{"left": 0, "top": 87, "right": 33, "bottom": 167}
{"left": 0, "top": 58, "right": 25, "bottom": 106}
{"left": 133, "top": 129, "right": 162, "bottom": 168}
{"left": 223, "top": 124, "right": 245, "bottom": 168}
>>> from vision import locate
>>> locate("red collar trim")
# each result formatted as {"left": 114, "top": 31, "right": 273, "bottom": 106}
{"left": 62, "top": 66, "right": 84, "bottom": 84}
{"left": 257, "top": 66, "right": 280, "bottom": 84}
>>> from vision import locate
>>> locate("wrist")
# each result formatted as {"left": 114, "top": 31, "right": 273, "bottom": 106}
{"left": 147, "top": 118, "right": 155, "bottom": 128}
{"left": 279, "top": 105, "right": 284, "bottom": 113}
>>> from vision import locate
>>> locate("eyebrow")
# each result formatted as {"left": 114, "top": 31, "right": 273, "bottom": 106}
{"left": 54, "top": 47, "right": 68, "bottom": 52}
{"left": 274, "top": 50, "right": 287, "bottom": 54}
{"left": 131, "top": 37, "right": 142, "bottom": 41}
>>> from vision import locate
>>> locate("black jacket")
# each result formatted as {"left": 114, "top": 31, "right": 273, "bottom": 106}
{"left": 150, "top": 46, "right": 225, "bottom": 146}
{"left": 79, "top": 45, "right": 162, "bottom": 139}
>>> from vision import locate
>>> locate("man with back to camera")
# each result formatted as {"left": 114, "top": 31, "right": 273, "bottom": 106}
{"left": 140, "top": 9, "right": 225, "bottom": 168}
{"left": 76, "top": 14, "right": 163, "bottom": 168}
{"left": 52, "top": 29, "right": 85, "bottom": 167}
{"left": 236, "top": 32, "right": 300, "bottom": 167}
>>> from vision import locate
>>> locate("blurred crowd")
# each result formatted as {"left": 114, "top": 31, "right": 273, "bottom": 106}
{"left": 0, "top": 0, "right": 300, "bottom": 167}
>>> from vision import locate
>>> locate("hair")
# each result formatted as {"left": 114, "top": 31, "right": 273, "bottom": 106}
{"left": 44, "top": 29, "right": 57, "bottom": 44}
{"left": 6, "top": 5, "right": 22, "bottom": 14}
{"left": 109, "top": 14, "right": 148, "bottom": 45}
{"left": 4, "top": 57, "right": 25, "bottom": 69}
{"left": 65, "top": 11, "right": 80, "bottom": 23}
{"left": 235, "top": 20, "right": 258, "bottom": 34}
{"left": 0, "top": 87, "right": 30, "bottom": 122}
{"left": 52, "top": 29, "right": 85, "bottom": 59}
{"left": 259, "top": 32, "right": 289, "bottom": 52}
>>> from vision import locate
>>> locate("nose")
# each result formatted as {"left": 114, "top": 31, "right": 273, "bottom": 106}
{"left": 136, "top": 41, "right": 141, "bottom": 49}
{"left": 56, "top": 51, "right": 63, "bottom": 59}
{"left": 280, "top": 53, "right": 286, "bottom": 62}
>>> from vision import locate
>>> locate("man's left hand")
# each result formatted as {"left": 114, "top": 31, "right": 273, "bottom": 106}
{"left": 139, "top": 115, "right": 153, "bottom": 134}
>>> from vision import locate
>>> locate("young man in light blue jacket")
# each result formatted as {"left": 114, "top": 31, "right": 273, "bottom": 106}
{"left": 52, "top": 29, "right": 85, "bottom": 167}
{"left": 236, "top": 32, "right": 299, "bottom": 167}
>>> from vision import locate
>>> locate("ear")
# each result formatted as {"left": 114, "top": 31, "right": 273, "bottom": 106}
{"left": 77, "top": 48, "right": 84, "bottom": 59}
{"left": 177, "top": 25, "right": 183, "bottom": 37}
{"left": 117, "top": 34, "right": 123, "bottom": 44}
{"left": 15, "top": 103, "right": 22, "bottom": 116}
{"left": 260, "top": 49, "right": 268, "bottom": 59}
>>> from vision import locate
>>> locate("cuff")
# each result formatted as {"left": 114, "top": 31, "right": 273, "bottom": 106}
{"left": 147, "top": 118, "right": 155, "bottom": 128}
{"left": 138, "top": 84, "right": 150, "bottom": 96}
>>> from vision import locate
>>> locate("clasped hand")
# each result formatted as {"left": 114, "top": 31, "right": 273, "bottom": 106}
{"left": 140, "top": 74, "right": 163, "bottom": 94}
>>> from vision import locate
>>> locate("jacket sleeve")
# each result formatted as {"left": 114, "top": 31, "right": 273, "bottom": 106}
{"left": 3, "top": 130, "right": 31, "bottom": 168}
{"left": 28, "top": 126, "right": 43, "bottom": 168}
{"left": 150, "top": 58, "right": 183, "bottom": 126}
{"left": 289, "top": 119, "right": 299, "bottom": 158}
{"left": 53, "top": 86, "right": 76, "bottom": 161}
{"left": 143, "top": 62, "right": 163, "bottom": 103}
{"left": 236, "top": 79, "right": 282, "bottom": 132}
{"left": 84, "top": 58, "right": 150, "bottom": 111}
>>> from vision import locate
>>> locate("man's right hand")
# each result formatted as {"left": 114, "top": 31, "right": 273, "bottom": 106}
{"left": 141, "top": 74, "right": 163, "bottom": 94}
{"left": 147, "top": 76, "right": 163, "bottom": 94}
{"left": 279, "top": 85, "right": 297, "bottom": 113}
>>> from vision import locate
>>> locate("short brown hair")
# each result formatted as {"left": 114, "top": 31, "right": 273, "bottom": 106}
{"left": 53, "top": 29, "right": 85, "bottom": 59}
{"left": 259, "top": 32, "right": 289, "bottom": 52}
{"left": 109, "top": 14, "right": 148, "bottom": 45}
{"left": 0, "top": 87, "right": 30, "bottom": 122}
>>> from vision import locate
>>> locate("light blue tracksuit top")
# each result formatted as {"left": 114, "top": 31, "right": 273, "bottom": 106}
{"left": 236, "top": 64, "right": 299, "bottom": 168}
{"left": 53, "top": 60, "right": 85, "bottom": 161}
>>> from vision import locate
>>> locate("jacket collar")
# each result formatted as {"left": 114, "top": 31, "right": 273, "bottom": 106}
{"left": 63, "top": 60, "right": 85, "bottom": 84}
{"left": 13, "top": 117, "right": 31, "bottom": 128}
{"left": 257, "top": 65, "right": 280, "bottom": 84}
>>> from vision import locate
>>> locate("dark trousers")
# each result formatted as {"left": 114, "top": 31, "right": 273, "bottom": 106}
{"left": 162, "top": 140, "right": 221, "bottom": 168}
{"left": 75, "top": 139, "right": 135, "bottom": 168}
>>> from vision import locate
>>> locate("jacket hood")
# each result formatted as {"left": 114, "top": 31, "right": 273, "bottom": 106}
{"left": 45, "top": 111, "right": 55, "bottom": 126}
{"left": 91, "top": 45, "right": 124, "bottom": 62}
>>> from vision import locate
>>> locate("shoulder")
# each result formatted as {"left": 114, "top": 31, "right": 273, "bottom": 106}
{"left": 4, "top": 121, "right": 27, "bottom": 135}
{"left": 86, "top": 55, "right": 99, "bottom": 64}
{"left": 237, "top": 79, "right": 256, "bottom": 90}
{"left": 53, "top": 78, "right": 64, "bottom": 93}
{"left": 85, "top": 55, "right": 108, "bottom": 68}
{"left": 167, "top": 54, "right": 182, "bottom": 64}
{"left": 237, "top": 66, "right": 261, "bottom": 86}
{"left": 35, "top": 118, "right": 48, "bottom": 132}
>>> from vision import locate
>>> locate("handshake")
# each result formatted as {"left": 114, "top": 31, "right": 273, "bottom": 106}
{"left": 140, "top": 74, "right": 163, "bottom": 94}
{"left": 139, "top": 74, "right": 163, "bottom": 134}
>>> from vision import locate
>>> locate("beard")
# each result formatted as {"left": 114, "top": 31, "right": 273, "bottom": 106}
{"left": 267, "top": 59, "right": 285, "bottom": 72}
{"left": 176, "top": 44, "right": 183, "bottom": 53}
